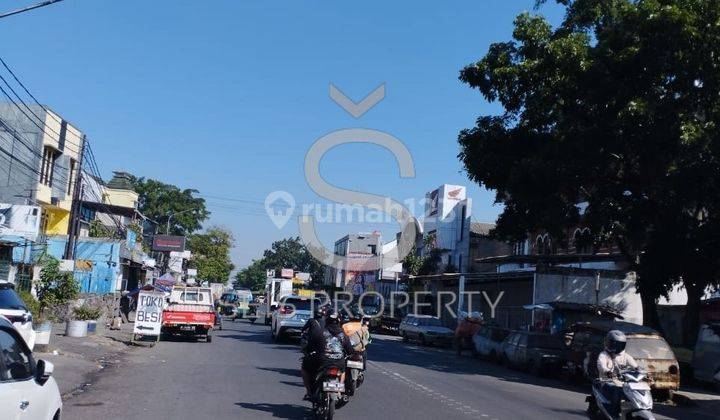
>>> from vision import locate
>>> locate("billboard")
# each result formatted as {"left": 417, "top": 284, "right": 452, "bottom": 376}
{"left": 0, "top": 204, "right": 41, "bottom": 242}
{"left": 151, "top": 235, "right": 186, "bottom": 252}
{"left": 428, "top": 189, "right": 439, "bottom": 216}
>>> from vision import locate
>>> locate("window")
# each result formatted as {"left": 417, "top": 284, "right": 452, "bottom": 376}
{"left": 459, "top": 206, "right": 466, "bottom": 240}
{"left": 699, "top": 326, "right": 720, "bottom": 344}
{"left": 67, "top": 158, "right": 76, "bottom": 195}
{"left": 573, "top": 228, "right": 594, "bottom": 254}
{"left": 458, "top": 254, "right": 462, "bottom": 273}
{"left": 0, "top": 329, "right": 34, "bottom": 381}
{"left": 39, "top": 146, "right": 58, "bottom": 187}
{"left": 368, "top": 244, "right": 377, "bottom": 255}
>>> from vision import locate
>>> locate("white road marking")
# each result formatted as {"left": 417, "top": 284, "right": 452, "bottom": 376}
{"left": 368, "top": 360, "right": 500, "bottom": 419}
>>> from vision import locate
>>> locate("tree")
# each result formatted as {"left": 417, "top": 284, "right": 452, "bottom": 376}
{"left": 458, "top": 0, "right": 720, "bottom": 343}
{"left": 234, "top": 259, "right": 268, "bottom": 291}
{"left": 187, "top": 227, "right": 235, "bottom": 283}
{"left": 130, "top": 177, "right": 210, "bottom": 236}
{"left": 35, "top": 255, "right": 79, "bottom": 321}
{"left": 262, "top": 237, "right": 326, "bottom": 286}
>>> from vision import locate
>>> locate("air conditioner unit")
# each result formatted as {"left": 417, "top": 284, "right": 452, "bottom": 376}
{"left": 51, "top": 197, "right": 60, "bottom": 206}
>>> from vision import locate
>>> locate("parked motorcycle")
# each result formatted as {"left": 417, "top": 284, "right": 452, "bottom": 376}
{"left": 313, "top": 364, "right": 345, "bottom": 420}
{"left": 587, "top": 369, "right": 655, "bottom": 420}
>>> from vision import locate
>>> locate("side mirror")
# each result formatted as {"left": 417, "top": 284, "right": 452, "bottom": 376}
{"left": 35, "top": 359, "right": 53, "bottom": 386}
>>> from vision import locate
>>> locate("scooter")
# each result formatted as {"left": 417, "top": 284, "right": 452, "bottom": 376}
{"left": 587, "top": 369, "right": 655, "bottom": 420}
{"left": 312, "top": 364, "right": 345, "bottom": 420}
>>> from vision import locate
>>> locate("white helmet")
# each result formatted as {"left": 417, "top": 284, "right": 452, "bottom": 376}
{"left": 604, "top": 330, "right": 627, "bottom": 355}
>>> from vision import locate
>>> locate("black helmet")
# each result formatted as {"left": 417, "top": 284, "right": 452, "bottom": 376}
{"left": 604, "top": 330, "right": 627, "bottom": 355}
{"left": 314, "top": 305, "right": 328, "bottom": 320}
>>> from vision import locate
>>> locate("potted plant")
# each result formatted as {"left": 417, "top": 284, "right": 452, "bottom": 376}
{"left": 34, "top": 255, "right": 80, "bottom": 338}
{"left": 69, "top": 305, "right": 103, "bottom": 336}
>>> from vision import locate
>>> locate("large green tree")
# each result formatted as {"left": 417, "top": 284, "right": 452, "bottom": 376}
{"left": 458, "top": 0, "right": 720, "bottom": 343}
{"left": 187, "top": 227, "right": 236, "bottom": 283}
{"left": 262, "top": 237, "right": 326, "bottom": 286}
{"left": 234, "top": 259, "right": 269, "bottom": 291}
{"left": 130, "top": 177, "right": 210, "bottom": 236}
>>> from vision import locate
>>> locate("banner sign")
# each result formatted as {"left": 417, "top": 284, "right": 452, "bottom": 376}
{"left": 151, "top": 235, "right": 186, "bottom": 252}
{"left": 133, "top": 290, "right": 165, "bottom": 336}
{"left": 0, "top": 204, "right": 41, "bottom": 242}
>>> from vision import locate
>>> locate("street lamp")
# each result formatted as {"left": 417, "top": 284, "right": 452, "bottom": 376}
{"left": 166, "top": 209, "right": 194, "bottom": 235}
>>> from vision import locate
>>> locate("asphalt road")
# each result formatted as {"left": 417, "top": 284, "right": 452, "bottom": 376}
{"left": 62, "top": 320, "right": 713, "bottom": 420}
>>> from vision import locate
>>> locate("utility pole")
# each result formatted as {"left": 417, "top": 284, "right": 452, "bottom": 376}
{"left": 64, "top": 135, "right": 86, "bottom": 260}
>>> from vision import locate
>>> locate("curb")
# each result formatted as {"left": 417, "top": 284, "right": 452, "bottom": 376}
{"left": 671, "top": 392, "right": 697, "bottom": 407}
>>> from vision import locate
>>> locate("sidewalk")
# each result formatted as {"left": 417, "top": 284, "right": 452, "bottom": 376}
{"left": 35, "top": 321, "right": 136, "bottom": 396}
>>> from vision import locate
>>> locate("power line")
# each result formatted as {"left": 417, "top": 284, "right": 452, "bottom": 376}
{"left": 0, "top": 0, "right": 65, "bottom": 20}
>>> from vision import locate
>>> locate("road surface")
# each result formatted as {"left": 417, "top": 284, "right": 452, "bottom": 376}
{"left": 62, "top": 320, "right": 712, "bottom": 419}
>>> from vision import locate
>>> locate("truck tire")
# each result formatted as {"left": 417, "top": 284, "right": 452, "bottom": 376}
{"left": 206, "top": 333, "right": 213, "bottom": 343}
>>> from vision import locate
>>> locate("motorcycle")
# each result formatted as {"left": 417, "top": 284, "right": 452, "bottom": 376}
{"left": 587, "top": 369, "right": 655, "bottom": 420}
{"left": 312, "top": 363, "right": 345, "bottom": 420}
{"left": 345, "top": 352, "right": 365, "bottom": 396}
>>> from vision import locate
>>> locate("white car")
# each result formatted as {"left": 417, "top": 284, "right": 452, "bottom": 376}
{"left": 0, "top": 283, "right": 36, "bottom": 350}
{"left": 271, "top": 296, "right": 319, "bottom": 342}
{"left": 0, "top": 315, "right": 62, "bottom": 419}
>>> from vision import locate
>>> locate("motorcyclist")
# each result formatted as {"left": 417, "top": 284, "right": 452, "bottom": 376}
{"left": 596, "top": 330, "right": 639, "bottom": 419}
{"left": 301, "top": 311, "right": 353, "bottom": 401}
{"left": 301, "top": 305, "right": 328, "bottom": 398}
{"left": 342, "top": 315, "right": 371, "bottom": 370}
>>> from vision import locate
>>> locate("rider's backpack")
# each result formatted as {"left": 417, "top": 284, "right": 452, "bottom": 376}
{"left": 322, "top": 330, "right": 345, "bottom": 359}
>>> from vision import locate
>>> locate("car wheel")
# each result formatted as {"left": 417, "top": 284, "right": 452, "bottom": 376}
{"left": 264, "top": 316, "right": 271, "bottom": 326}
{"left": 206, "top": 334, "right": 213, "bottom": 343}
{"left": 501, "top": 354, "right": 511, "bottom": 368}
{"left": 489, "top": 350, "right": 498, "bottom": 363}
{"left": 419, "top": 334, "right": 427, "bottom": 346}
{"left": 529, "top": 360, "right": 542, "bottom": 376}
{"left": 402, "top": 332, "right": 408, "bottom": 343}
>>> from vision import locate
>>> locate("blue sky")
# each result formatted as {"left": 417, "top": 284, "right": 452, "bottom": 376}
{"left": 0, "top": 1, "right": 564, "bottom": 268}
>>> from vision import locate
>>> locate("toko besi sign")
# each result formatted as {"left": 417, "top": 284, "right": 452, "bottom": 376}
{"left": 133, "top": 290, "right": 166, "bottom": 336}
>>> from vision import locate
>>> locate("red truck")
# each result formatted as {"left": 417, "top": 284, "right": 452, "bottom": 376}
{"left": 162, "top": 286, "right": 216, "bottom": 342}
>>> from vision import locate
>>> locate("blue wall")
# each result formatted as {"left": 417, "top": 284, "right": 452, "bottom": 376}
{"left": 45, "top": 237, "right": 121, "bottom": 294}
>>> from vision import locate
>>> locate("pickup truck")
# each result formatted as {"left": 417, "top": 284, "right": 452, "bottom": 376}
{"left": 162, "top": 286, "right": 216, "bottom": 342}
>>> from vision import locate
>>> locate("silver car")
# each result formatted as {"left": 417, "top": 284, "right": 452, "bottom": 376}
{"left": 472, "top": 325, "right": 510, "bottom": 361}
{"left": 271, "top": 296, "right": 319, "bottom": 342}
{"left": 399, "top": 315, "right": 453, "bottom": 346}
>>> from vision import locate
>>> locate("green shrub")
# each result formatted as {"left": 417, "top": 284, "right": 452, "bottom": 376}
{"left": 73, "top": 305, "right": 103, "bottom": 321}
{"left": 17, "top": 290, "right": 41, "bottom": 322}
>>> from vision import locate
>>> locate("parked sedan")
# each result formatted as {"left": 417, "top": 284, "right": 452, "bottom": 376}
{"left": 500, "top": 331, "right": 565, "bottom": 375}
{"left": 399, "top": 315, "right": 454, "bottom": 346}
{"left": 0, "top": 282, "right": 36, "bottom": 350}
{"left": 472, "top": 325, "right": 510, "bottom": 361}
{"left": 0, "top": 315, "right": 62, "bottom": 420}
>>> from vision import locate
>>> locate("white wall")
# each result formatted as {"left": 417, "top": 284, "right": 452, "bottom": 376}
{"left": 534, "top": 272, "right": 644, "bottom": 325}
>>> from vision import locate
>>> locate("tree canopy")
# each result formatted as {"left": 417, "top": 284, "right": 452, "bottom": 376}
{"left": 130, "top": 177, "right": 210, "bottom": 236}
{"left": 458, "top": 0, "right": 720, "bottom": 343}
{"left": 187, "top": 227, "right": 236, "bottom": 283}
{"left": 234, "top": 237, "right": 326, "bottom": 290}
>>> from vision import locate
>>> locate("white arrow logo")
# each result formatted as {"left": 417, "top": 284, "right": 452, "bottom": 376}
{"left": 329, "top": 83, "right": 385, "bottom": 118}
{"left": 265, "top": 191, "right": 295, "bottom": 229}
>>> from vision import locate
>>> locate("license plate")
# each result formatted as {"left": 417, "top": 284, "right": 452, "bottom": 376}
{"left": 323, "top": 380, "right": 345, "bottom": 392}
{"left": 347, "top": 360, "right": 364, "bottom": 369}
{"left": 180, "top": 325, "right": 195, "bottom": 331}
